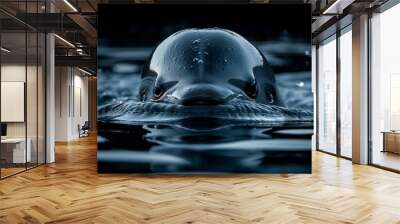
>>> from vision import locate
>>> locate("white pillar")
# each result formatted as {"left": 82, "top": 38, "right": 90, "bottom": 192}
{"left": 46, "top": 33, "right": 55, "bottom": 163}
{"left": 352, "top": 14, "right": 369, "bottom": 164}
{"left": 45, "top": 0, "right": 55, "bottom": 163}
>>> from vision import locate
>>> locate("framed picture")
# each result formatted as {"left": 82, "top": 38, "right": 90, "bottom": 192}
{"left": 97, "top": 4, "right": 313, "bottom": 173}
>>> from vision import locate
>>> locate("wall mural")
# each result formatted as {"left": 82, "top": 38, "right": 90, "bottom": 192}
{"left": 97, "top": 4, "right": 313, "bottom": 173}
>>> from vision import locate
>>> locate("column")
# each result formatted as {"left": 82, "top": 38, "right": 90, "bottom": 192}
{"left": 352, "top": 14, "right": 369, "bottom": 164}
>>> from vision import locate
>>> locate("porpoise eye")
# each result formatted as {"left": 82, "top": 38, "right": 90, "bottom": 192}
{"left": 153, "top": 86, "right": 164, "bottom": 99}
{"left": 245, "top": 81, "right": 258, "bottom": 99}
{"left": 228, "top": 78, "right": 258, "bottom": 99}
{"left": 266, "top": 92, "right": 274, "bottom": 104}
{"left": 152, "top": 81, "right": 179, "bottom": 100}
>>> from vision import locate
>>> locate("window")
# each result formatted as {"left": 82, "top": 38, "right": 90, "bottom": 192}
{"left": 0, "top": 1, "right": 46, "bottom": 179}
{"left": 339, "top": 28, "right": 352, "bottom": 158}
{"left": 317, "top": 36, "right": 337, "bottom": 154}
{"left": 370, "top": 3, "right": 400, "bottom": 171}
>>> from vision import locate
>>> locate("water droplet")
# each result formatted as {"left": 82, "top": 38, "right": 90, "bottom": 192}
{"left": 224, "top": 58, "right": 228, "bottom": 63}
{"left": 296, "top": 82, "right": 305, "bottom": 87}
{"left": 192, "top": 39, "right": 201, "bottom": 44}
{"left": 192, "top": 57, "right": 203, "bottom": 64}
{"left": 197, "top": 51, "right": 209, "bottom": 56}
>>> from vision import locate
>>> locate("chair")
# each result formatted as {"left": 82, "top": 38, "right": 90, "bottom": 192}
{"left": 78, "top": 121, "right": 90, "bottom": 138}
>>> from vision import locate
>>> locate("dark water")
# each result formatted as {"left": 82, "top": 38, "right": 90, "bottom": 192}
{"left": 97, "top": 58, "right": 314, "bottom": 174}
{"left": 98, "top": 119, "right": 312, "bottom": 174}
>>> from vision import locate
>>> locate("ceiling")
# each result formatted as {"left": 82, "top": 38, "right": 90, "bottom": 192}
{"left": 0, "top": 0, "right": 388, "bottom": 73}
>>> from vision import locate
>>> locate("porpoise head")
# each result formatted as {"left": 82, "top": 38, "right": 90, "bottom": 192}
{"left": 98, "top": 28, "right": 313, "bottom": 125}
{"left": 139, "top": 28, "right": 280, "bottom": 106}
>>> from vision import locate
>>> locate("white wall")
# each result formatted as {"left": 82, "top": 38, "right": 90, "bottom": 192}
{"left": 70, "top": 73, "right": 89, "bottom": 138}
{"left": 1, "top": 63, "right": 46, "bottom": 164}
{"left": 55, "top": 66, "right": 69, "bottom": 141}
{"left": 1, "top": 65, "right": 35, "bottom": 138}
{"left": 1, "top": 65, "right": 26, "bottom": 141}
{"left": 55, "top": 67, "right": 89, "bottom": 141}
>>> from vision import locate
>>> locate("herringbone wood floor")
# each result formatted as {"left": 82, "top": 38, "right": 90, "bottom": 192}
{"left": 1, "top": 135, "right": 400, "bottom": 224}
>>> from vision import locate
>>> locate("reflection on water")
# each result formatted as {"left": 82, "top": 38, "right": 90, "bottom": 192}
{"left": 98, "top": 119, "right": 312, "bottom": 173}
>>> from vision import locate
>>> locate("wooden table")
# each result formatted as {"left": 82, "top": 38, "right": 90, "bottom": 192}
{"left": 382, "top": 131, "right": 400, "bottom": 154}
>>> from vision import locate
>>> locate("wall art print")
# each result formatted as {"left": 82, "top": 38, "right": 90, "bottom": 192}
{"left": 97, "top": 4, "right": 313, "bottom": 173}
